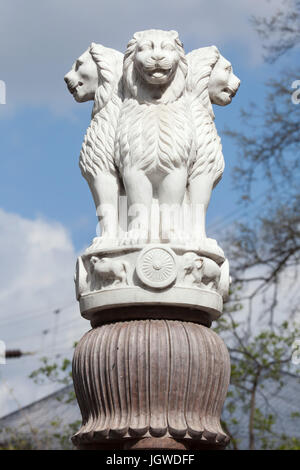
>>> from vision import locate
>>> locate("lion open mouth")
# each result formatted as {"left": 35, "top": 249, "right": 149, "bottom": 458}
{"left": 68, "top": 81, "right": 83, "bottom": 96}
{"left": 223, "top": 86, "right": 236, "bottom": 98}
{"left": 67, "top": 84, "right": 77, "bottom": 95}
{"left": 146, "top": 68, "right": 171, "bottom": 79}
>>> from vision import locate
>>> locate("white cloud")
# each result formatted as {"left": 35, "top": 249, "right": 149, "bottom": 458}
{"left": 0, "top": 209, "right": 87, "bottom": 417}
{"left": 0, "top": 0, "right": 284, "bottom": 112}
{"left": 0, "top": 209, "right": 74, "bottom": 307}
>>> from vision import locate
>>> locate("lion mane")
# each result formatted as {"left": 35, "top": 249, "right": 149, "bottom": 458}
{"left": 116, "top": 30, "right": 193, "bottom": 175}
{"left": 186, "top": 46, "right": 224, "bottom": 187}
{"left": 123, "top": 30, "right": 188, "bottom": 104}
{"left": 186, "top": 46, "right": 220, "bottom": 118}
{"left": 79, "top": 43, "right": 123, "bottom": 180}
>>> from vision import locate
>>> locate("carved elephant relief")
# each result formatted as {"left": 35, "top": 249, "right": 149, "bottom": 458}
{"left": 178, "top": 252, "right": 219, "bottom": 289}
{"left": 178, "top": 252, "right": 230, "bottom": 299}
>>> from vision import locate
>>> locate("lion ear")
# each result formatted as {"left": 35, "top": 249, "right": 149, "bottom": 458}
{"left": 210, "top": 45, "right": 219, "bottom": 54}
{"left": 133, "top": 31, "right": 143, "bottom": 41}
{"left": 89, "top": 42, "right": 101, "bottom": 54}
{"left": 210, "top": 45, "right": 220, "bottom": 62}
{"left": 89, "top": 42, "right": 102, "bottom": 59}
{"left": 169, "top": 30, "right": 179, "bottom": 39}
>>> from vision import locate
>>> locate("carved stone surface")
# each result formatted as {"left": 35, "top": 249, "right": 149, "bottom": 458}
{"left": 90, "top": 255, "right": 129, "bottom": 289}
{"left": 65, "top": 28, "right": 240, "bottom": 450}
{"left": 136, "top": 246, "right": 177, "bottom": 289}
{"left": 64, "top": 43, "right": 123, "bottom": 242}
{"left": 72, "top": 319, "right": 230, "bottom": 450}
{"left": 64, "top": 31, "right": 240, "bottom": 248}
{"left": 75, "top": 244, "right": 229, "bottom": 324}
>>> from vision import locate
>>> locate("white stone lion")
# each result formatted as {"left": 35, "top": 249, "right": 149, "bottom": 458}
{"left": 187, "top": 46, "right": 240, "bottom": 115}
{"left": 115, "top": 29, "right": 193, "bottom": 244}
{"left": 184, "top": 46, "right": 240, "bottom": 246}
{"left": 65, "top": 37, "right": 240, "bottom": 250}
{"left": 64, "top": 43, "right": 124, "bottom": 244}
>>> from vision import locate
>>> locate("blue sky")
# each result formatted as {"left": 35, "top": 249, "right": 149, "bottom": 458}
{"left": 0, "top": 0, "right": 296, "bottom": 417}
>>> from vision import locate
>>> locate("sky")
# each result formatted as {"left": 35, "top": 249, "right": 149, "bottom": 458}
{"left": 0, "top": 0, "right": 296, "bottom": 418}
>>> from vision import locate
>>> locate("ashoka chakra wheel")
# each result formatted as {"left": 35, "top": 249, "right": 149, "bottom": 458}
{"left": 136, "top": 246, "right": 177, "bottom": 289}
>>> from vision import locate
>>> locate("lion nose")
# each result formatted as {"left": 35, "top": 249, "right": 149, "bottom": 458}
{"left": 64, "top": 74, "right": 70, "bottom": 85}
{"left": 152, "top": 54, "right": 164, "bottom": 62}
{"left": 233, "top": 76, "right": 241, "bottom": 92}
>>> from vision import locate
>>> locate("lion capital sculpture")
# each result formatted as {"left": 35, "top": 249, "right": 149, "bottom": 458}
{"left": 65, "top": 31, "right": 240, "bottom": 250}
{"left": 115, "top": 29, "right": 193, "bottom": 244}
{"left": 185, "top": 46, "right": 240, "bottom": 246}
{"left": 64, "top": 43, "right": 123, "bottom": 245}
{"left": 67, "top": 32, "right": 239, "bottom": 451}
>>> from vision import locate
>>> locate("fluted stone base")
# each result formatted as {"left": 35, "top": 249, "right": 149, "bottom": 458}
{"left": 76, "top": 437, "right": 226, "bottom": 450}
{"left": 72, "top": 316, "right": 230, "bottom": 450}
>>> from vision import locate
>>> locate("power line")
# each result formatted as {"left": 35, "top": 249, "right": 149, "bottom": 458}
{"left": 3, "top": 317, "right": 85, "bottom": 343}
{"left": 0, "top": 301, "right": 77, "bottom": 328}
{"left": 5, "top": 349, "right": 34, "bottom": 358}
{"left": 207, "top": 190, "right": 266, "bottom": 234}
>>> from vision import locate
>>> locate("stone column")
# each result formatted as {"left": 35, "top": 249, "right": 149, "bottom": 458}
{"left": 72, "top": 316, "right": 230, "bottom": 450}
{"left": 64, "top": 28, "right": 240, "bottom": 451}
{"left": 71, "top": 244, "right": 231, "bottom": 450}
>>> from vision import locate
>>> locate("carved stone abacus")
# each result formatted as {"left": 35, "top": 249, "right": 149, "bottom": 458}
{"left": 65, "top": 28, "right": 240, "bottom": 450}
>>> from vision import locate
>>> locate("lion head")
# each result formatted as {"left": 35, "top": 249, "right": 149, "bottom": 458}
{"left": 123, "top": 29, "right": 188, "bottom": 104}
{"left": 187, "top": 46, "right": 240, "bottom": 115}
{"left": 208, "top": 55, "right": 240, "bottom": 106}
{"left": 64, "top": 43, "right": 123, "bottom": 116}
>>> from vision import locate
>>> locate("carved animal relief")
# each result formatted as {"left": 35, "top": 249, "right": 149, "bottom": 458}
{"left": 90, "top": 256, "right": 129, "bottom": 289}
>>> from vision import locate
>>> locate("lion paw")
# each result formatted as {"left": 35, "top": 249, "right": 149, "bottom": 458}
{"left": 202, "top": 238, "right": 225, "bottom": 258}
{"left": 162, "top": 230, "right": 193, "bottom": 246}
{"left": 120, "top": 229, "right": 148, "bottom": 246}
{"left": 85, "top": 235, "right": 117, "bottom": 253}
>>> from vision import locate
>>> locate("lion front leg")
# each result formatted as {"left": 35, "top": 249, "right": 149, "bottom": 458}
{"left": 87, "top": 171, "right": 120, "bottom": 248}
{"left": 188, "top": 174, "right": 214, "bottom": 248}
{"left": 158, "top": 167, "right": 188, "bottom": 244}
{"left": 121, "top": 168, "right": 153, "bottom": 245}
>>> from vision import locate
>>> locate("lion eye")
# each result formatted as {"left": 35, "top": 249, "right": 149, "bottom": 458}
{"left": 162, "top": 43, "right": 175, "bottom": 51}
{"left": 75, "top": 60, "right": 83, "bottom": 71}
{"left": 138, "top": 43, "right": 152, "bottom": 51}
